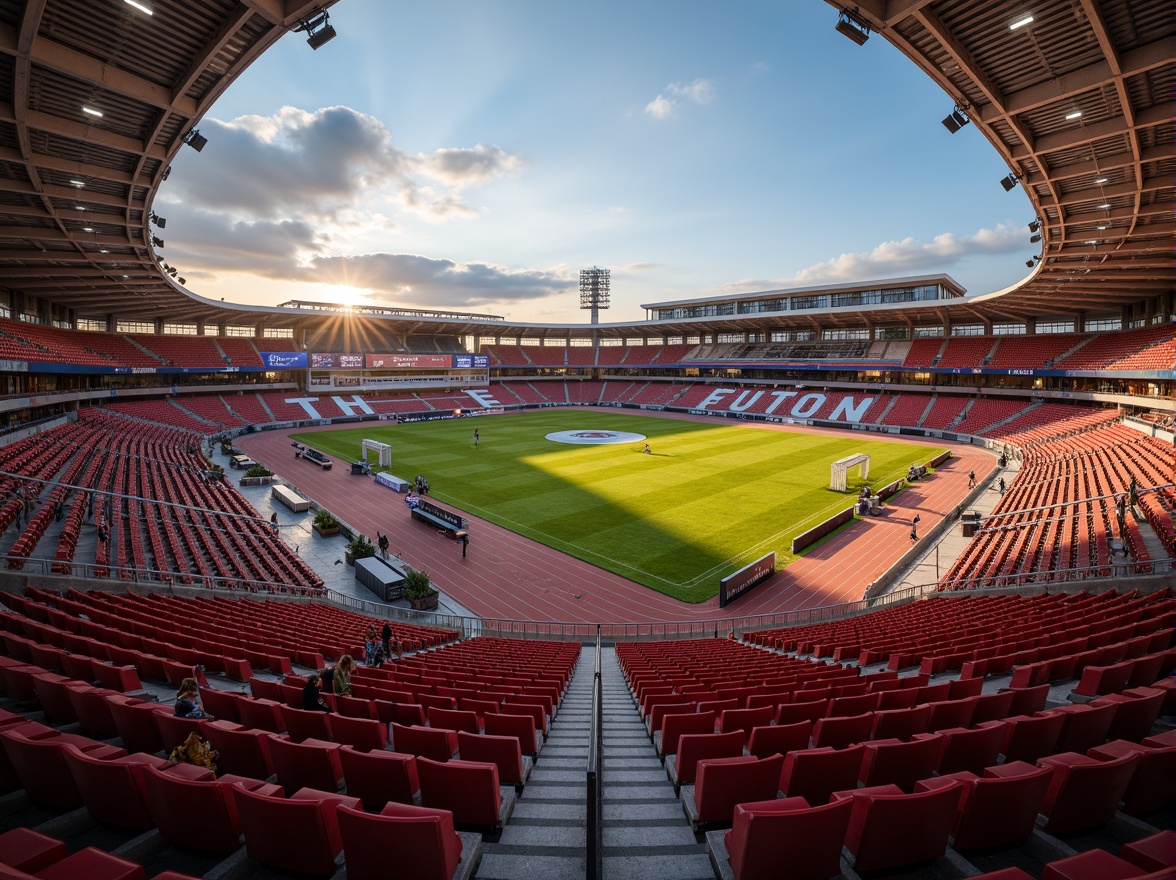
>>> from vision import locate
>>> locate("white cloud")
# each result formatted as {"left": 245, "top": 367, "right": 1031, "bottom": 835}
{"left": 296, "top": 253, "right": 571, "bottom": 306}
{"left": 644, "top": 95, "right": 676, "bottom": 120}
{"left": 720, "top": 223, "right": 1026, "bottom": 292}
{"left": 644, "top": 78, "right": 715, "bottom": 119}
{"left": 162, "top": 105, "right": 523, "bottom": 224}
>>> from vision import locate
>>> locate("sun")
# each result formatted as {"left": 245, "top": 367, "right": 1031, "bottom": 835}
{"left": 319, "top": 284, "right": 371, "bottom": 308}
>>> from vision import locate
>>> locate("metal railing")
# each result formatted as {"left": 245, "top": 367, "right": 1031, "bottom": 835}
{"left": 585, "top": 625, "right": 603, "bottom": 880}
{"left": 4, "top": 555, "right": 1170, "bottom": 645}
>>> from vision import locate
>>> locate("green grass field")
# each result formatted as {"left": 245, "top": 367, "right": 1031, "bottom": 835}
{"left": 294, "top": 412, "right": 943, "bottom": 603}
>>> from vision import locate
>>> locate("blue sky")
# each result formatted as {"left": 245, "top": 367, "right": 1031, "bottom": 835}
{"left": 160, "top": 0, "right": 1035, "bottom": 324}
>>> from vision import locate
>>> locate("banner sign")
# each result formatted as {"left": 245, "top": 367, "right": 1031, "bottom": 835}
{"left": 261, "top": 352, "right": 307, "bottom": 369}
{"left": 718, "top": 551, "right": 776, "bottom": 608}
{"left": 453, "top": 354, "right": 490, "bottom": 368}
{"left": 366, "top": 353, "right": 452, "bottom": 369}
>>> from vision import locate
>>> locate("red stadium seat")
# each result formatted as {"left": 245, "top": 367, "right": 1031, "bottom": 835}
{"left": 339, "top": 746, "right": 420, "bottom": 810}
{"left": 336, "top": 802, "right": 465, "bottom": 880}
{"left": 722, "top": 796, "right": 852, "bottom": 880}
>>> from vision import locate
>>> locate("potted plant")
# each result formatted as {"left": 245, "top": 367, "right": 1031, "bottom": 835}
{"left": 313, "top": 509, "right": 340, "bottom": 537}
{"left": 345, "top": 533, "right": 375, "bottom": 566}
{"left": 240, "top": 463, "right": 275, "bottom": 486}
{"left": 403, "top": 567, "right": 439, "bottom": 611}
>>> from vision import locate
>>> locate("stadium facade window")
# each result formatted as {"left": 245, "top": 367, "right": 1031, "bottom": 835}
{"left": 950, "top": 325, "right": 985, "bottom": 336}
{"left": 262, "top": 329, "right": 294, "bottom": 338}
{"left": 203, "top": 326, "right": 220, "bottom": 335}
{"left": 53, "top": 320, "right": 72, "bottom": 330}
{"left": 1085, "top": 317, "right": 1122, "bottom": 331}
{"left": 76, "top": 318, "right": 104, "bottom": 331}
{"left": 877, "top": 327, "right": 909, "bottom": 340}
{"left": 822, "top": 329, "right": 869, "bottom": 340}
{"left": 20, "top": 313, "right": 43, "bottom": 324}
{"left": 116, "top": 321, "right": 153, "bottom": 333}
{"left": 162, "top": 323, "right": 197, "bottom": 335}
{"left": 520, "top": 338, "right": 540, "bottom": 346}
{"left": 600, "top": 338, "right": 622, "bottom": 347}
{"left": 569, "top": 339, "right": 592, "bottom": 347}
{"left": 737, "top": 298, "right": 785, "bottom": 314}
{"left": 686, "top": 336, "right": 701, "bottom": 344}
{"left": 913, "top": 326, "right": 945, "bottom": 337}
{"left": 225, "top": 325, "right": 253, "bottom": 337}
{"left": 666, "top": 336, "right": 683, "bottom": 345}
{"left": 993, "top": 323, "right": 1026, "bottom": 335}
{"left": 790, "top": 295, "right": 829, "bottom": 311}
{"left": 717, "top": 333, "right": 744, "bottom": 343}
{"left": 1127, "top": 318, "right": 1147, "bottom": 330}
{"left": 1151, "top": 313, "right": 1169, "bottom": 325}
{"left": 1037, "top": 321, "right": 1076, "bottom": 333}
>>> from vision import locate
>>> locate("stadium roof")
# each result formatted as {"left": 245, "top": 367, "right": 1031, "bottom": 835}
{"left": 0, "top": 0, "right": 1170, "bottom": 334}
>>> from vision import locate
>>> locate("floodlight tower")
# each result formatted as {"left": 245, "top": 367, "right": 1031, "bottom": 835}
{"left": 579, "top": 267, "right": 610, "bottom": 325}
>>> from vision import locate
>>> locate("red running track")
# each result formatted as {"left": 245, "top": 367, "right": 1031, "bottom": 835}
{"left": 238, "top": 411, "right": 993, "bottom": 624}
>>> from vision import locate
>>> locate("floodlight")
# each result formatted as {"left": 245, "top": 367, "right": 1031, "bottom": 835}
{"left": 1009, "top": 13, "right": 1034, "bottom": 31}
{"left": 150, "top": 212, "right": 166, "bottom": 228}
{"left": 1028, "top": 220, "right": 1040, "bottom": 232}
{"left": 294, "top": 9, "right": 337, "bottom": 50}
{"left": 152, "top": 236, "right": 164, "bottom": 248}
{"left": 1000, "top": 174, "right": 1018, "bottom": 192}
{"left": 124, "top": 0, "right": 153, "bottom": 14}
{"left": 941, "top": 107, "right": 969, "bottom": 134}
{"left": 1029, "top": 233, "right": 1041, "bottom": 243}
{"left": 835, "top": 10, "right": 870, "bottom": 45}
{"left": 184, "top": 130, "right": 207, "bottom": 152}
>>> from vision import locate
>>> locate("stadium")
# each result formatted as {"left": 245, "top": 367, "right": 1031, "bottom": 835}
{"left": 0, "top": 2, "right": 1172, "bottom": 880}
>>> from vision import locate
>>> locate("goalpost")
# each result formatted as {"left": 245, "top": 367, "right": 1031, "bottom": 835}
{"left": 360, "top": 439, "right": 391, "bottom": 468}
{"left": 830, "top": 453, "right": 870, "bottom": 492}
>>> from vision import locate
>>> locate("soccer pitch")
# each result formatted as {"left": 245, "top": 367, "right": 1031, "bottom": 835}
{"left": 294, "top": 412, "right": 944, "bottom": 603}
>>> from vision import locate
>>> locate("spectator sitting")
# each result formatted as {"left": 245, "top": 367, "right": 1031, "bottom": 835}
{"left": 174, "top": 677, "right": 209, "bottom": 719}
{"left": 364, "top": 636, "right": 377, "bottom": 667}
{"left": 333, "top": 654, "right": 355, "bottom": 696}
{"left": 302, "top": 672, "right": 330, "bottom": 712}
{"left": 371, "top": 645, "right": 386, "bottom": 668}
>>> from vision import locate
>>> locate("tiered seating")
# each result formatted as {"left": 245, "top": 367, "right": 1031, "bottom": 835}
{"left": 102, "top": 400, "right": 213, "bottom": 433}
{"left": 365, "top": 393, "right": 430, "bottom": 414}
{"left": 481, "top": 345, "right": 530, "bottom": 366}
{"left": 261, "top": 392, "right": 319, "bottom": 421}
{"left": 881, "top": 394, "right": 932, "bottom": 427}
{"left": 566, "top": 346, "right": 596, "bottom": 367}
{"left": 902, "top": 338, "right": 944, "bottom": 367}
{"left": 177, "top": 396, "right": 249, "bottom": 429}
{"left": 656, "top": 344, "right": 695, "bottom": 363}
{"left": 987, "top": 333, "right": 1090, "bottom": 369}
{"left": 596, "top": 345, "right": 629, "bottom": 366}
{"left": 566, "top": 381, "right": 604, "bottom": 404}
{"left": 920, "top": 396, "right": 969, "bottom": 430}
{"left": 215, "top": 337, "right": 263, "bottom": 367}
{"left": 936, "top": 337, "right": 996, "bottom": 369}
{"left": 223, "top": 392, "right": 275, "bottom": 424}
{"left": 253, "top": 336, "right": 300, "bottom": 351}
{"left": 2, "top": 410, "right": 322, "bottom": 591}
{"left": 628, "top": 383, "right": 688, "bottom": 406}
{"left": 952, "top": 398, "right": 1028, "bottom": 435}
{"left": 945, "top": 422, "right": 1174, "bottom": 586}
{"left": 132, "top": 334, "right": 225, "bottom": 368}
{"left": 0, "top": 318, "right": 116, "bottom": 367}
{"left": 622, "top": 345, "right": 666, "bottom": 365}
{"left": 1054, "top": 324, "right": 1176, "bottom": 371}
{"left": 984, "top": 403, "right": 1117, "bottom": 443}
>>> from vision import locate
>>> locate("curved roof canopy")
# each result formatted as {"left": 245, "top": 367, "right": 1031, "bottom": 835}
{"left": 0, "top": 0, "right": 1171, "bottom": 334}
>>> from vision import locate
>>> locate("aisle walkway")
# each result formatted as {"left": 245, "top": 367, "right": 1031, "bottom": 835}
{"left": 600, "top": 646, "right": 713, "bottom": 880}
{"left": 477, "top": 653, "right": 590, "bottom": 880}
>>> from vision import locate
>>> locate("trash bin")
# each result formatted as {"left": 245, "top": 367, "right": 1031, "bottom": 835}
{"left": 869, "top": 496, "right": 881, "bottom": 515}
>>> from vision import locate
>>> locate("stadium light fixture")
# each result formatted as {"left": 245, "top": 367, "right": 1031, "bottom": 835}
{"left": 941, "top": 106, "right": 970, "bottom": 134}
{"left": 123, "top": 0, "right": 153, "bottom": 14}
{"left": 294, "top": 8, "right": 337, "bottom": 50}
{"left": 82, "top": 227, "right": 93, "bottom": 233}
{"left": 70, "top": 179, "right": 85, "bottom": 187}
{"left": 1094, "top": 176, "right": 1108, "bottom": 184}
{"left": 150, "top": 212, "right": 166, "bottom": 228}
{"left": 1000, "top": 174, "right": 1018, "bottom": 192}
{"left": 1009, "top": 13, "right": 1034, "bottom": 31}
{"left": 177, "top": 277, "right": 186, "bottom": 285}
{"left": 1028, "top": 219, "right": 1040, "bottom": 232}
{"left": 1029, "top": 233, "right": 1041, "bottom": 243}
{"left": 184, "top": 130, "right": 207, "bottom": 152}
{"left": 1097, "top": 203, "right": 1110, "bottom": 209}
{"left": 834, "top": 9, "right": 871, "bottom": 46}
{"left": 1065, "top": 109, "right": 1083, "bottom": 120}
{"left": 152, "top": 236, "right": 165, "bottom": 248}
{"left": 1025, "top": 255, "right": 1041, "bottom": 268}
{"left": 82, "top": 105, "right": 103, "bottom": 118}
{"left": 1096, "top": 224, "right": 1109, "bottom": 230}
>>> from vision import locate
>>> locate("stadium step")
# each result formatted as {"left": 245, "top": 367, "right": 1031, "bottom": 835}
{"left": 602, "top": 647, "right": 713, "bottom": 880}
{"left": 476, "top": 651, "right": 593, "bottom": 880}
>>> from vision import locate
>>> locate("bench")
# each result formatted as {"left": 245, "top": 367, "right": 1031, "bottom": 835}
{"left": 303, "top": 448, "right": 332, "bottom": 469}
{"left": 410, "top": 499, "right": 465, "bottom": 537}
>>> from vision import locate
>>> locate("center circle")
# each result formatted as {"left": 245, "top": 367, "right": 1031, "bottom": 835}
{"left": 545, "top": 430, "right": 648, "bottom": 445}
